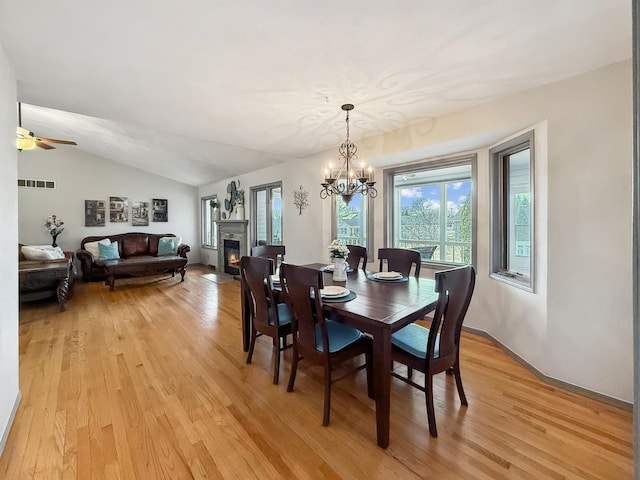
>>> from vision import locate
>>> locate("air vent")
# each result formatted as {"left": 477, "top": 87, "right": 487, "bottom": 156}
{"left": 18, "top": 179, "right": 56, "bottom": 189}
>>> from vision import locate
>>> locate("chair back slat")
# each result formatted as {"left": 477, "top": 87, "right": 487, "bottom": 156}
{"left": 251, "top": 245, "right": 285, "bottom": 271}
{"left": 240, "top": 256, "right": 277, "bottom": 331}
{"left": 280, "top": 264, "right": 327, "bottom": 358}
{"left": 378, "top": 248, "right": 421, "bottom": 277}
{"left": 427, "top": 265, "right": 476, "bottom": 363}
{"left": 346, "top": 244, "right": 367, "bottom": 270}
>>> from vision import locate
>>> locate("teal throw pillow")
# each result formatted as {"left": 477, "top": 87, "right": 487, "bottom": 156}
{"left": 98, "top": 241, "right": 120, "bottom": 260}
{"left": 158, "top": 238, "right": 175, "bottom": 256}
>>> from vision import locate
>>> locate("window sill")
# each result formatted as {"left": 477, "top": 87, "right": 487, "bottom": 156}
{"left": 201, "top": 245, "right": 218, "bottom": 251}
{"left": 490, "top": 272, "right": 533, "bottom": 292}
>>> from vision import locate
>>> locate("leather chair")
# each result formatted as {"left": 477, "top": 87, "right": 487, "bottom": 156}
{"left": 240, "top": 255, "right": 292, "bottom": 384}
{"left": 390, "top": 265, "right": 476, "bottom": 437}
{"left": 280, "top": 263, "right": 373, "bottom": 425}
{"left": 378, "top": 247, "right": 421, "bottom": 277}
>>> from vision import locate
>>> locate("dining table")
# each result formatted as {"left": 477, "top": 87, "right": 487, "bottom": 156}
{"left": 240, "top": 262, "right": 439, "bottom": 448}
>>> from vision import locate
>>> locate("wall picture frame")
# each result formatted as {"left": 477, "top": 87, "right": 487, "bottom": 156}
{"left": 152, "top": 198, "right": 168, "bottom": 222}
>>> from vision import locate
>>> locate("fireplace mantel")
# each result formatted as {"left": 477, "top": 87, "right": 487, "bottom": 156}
{"left": 217, "top": 220, "right": 248, "bottom": 275}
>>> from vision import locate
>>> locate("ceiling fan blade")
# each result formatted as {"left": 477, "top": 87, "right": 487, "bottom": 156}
{"left": 36, "top": 141, "right": 55, "bottom": 150}
{"left": 36, "top": 137, "right": 77, "bottom": 145}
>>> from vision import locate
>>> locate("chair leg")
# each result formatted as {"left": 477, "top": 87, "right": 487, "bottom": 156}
{"left": 246, "top": 328, "right": 257, "bottom": 364}
{"left": 365, "top": 351, "right": 374, "bottom": 399}
{"left": 425, "top": 373, "right": 438, "bottom": 438}
{"left": 287, "top": 349, "right": 299, "bottom": 392}
{"left": 407, "top": 366, "right": 413, "bottom": 378}
{"left": 272, "top": 336, "right": 280, "bottom": 385}
{"left": 323, "top": 366, "right": 332, "bottom": 426}
{"left": 453, "top": 360, "right": 468, "bottom": 406}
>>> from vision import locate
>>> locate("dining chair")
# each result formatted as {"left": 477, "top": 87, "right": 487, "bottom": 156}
{"left": 280, "top": 263, "right": 374, "bottom": 426}
{"left": 240, "top": 255, "right": 292, "bottom": 384}
{"left": 390, "top": 264, "right": 476, "bottom": 437}
{"left": 251, "top": 245, "right": 286, "bottom": 272}
{"left": 378, "top": 247, "right": 421, "bottom": 277}
{"left": 346, "top": 244, "right": 367, "bottom": 270}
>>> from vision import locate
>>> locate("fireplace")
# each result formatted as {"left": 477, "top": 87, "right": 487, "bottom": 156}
{"left": 217, "top": 220, "right": 248, "bottom": 276}
{"left": 224, "top": 239, "right": 241, "bottom": 275}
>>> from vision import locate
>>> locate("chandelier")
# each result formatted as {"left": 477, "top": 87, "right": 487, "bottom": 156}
{"left": 320, "top": 104, "right": 377, "bottom": 204}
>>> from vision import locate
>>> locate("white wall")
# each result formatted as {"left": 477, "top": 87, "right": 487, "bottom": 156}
{"left": 0, "top": 44, "right": 20, "bottom": 454}
{"left": 17, "top": 147, "right": 198, "bottom": 261}
{"left": 199, "top": 60, "right": 633, "bottom": 403}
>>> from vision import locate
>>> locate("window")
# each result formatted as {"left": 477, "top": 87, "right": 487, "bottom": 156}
{"left": 385, "top": 155, "right": 476, "bottom": 265}
{"left": 201, "top": 195, "right": 218, "bottom": 249}
{"left": 331, "top": 179, "right": 372, "bottom": 255}
{"left": 490, "top": 131, "right": 534, "bottom": 291}
{"left": 251, "top": 182, "right": 282, "bottom": 246}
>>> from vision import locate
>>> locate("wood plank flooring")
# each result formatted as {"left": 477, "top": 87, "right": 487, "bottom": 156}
{"left": 0, "top": 264, "right": 633, "bottom": 479}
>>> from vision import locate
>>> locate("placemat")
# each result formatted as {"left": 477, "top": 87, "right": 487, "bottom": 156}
{"left": 366, "top": 273, "right": 408, "bottom": 283}
{"left": 320, "top": 265, "right": 355, "bottom": 273}
{"left": 321, "top": 291, "right": 357, "bottom": 303}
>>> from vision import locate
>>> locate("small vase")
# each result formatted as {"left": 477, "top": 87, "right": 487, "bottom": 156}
{"left": 332, "top": 257, "right": 348, "bottom": 282}
{"left": 213, "top": 208, "right": 221, "bottom": 221}
{"left": 51, "top": 234, "right": 58, "bottom": 248}
{"left": 235, "top": 205, "right": 245, "bottom": 220}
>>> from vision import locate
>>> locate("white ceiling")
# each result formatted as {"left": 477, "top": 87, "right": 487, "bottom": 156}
{"left": 0, "top": 0, "right": 631, "bottom": 186}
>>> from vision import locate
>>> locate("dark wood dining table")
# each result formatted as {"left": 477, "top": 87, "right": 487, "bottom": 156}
{"left": 240, "top": 263, "right": 438, "bottom": 448}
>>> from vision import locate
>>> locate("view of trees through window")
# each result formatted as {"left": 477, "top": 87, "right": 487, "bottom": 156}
{"left": 392, "top": 163, "right": 473, "bottom": 264}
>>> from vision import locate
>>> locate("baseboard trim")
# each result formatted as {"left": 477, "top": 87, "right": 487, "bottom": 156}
{"left": 0, "top": 390, "right": 22, "bottom": 459}
{"left": 462, "top": 326, "right": 632, "bottom": 411}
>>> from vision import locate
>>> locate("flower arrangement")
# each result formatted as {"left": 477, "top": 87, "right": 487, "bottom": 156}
{"left": 327, "top": 239, "right": 349, "bottom": 259}
{"left": 44, "top": 214, "right": 64, "bottom": 237}
{"left": 209, "top": 198, "right": 220, "bottom": 209}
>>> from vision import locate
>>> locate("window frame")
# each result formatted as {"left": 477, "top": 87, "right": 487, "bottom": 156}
{"left": 201, "top": 195, "right": 218, "bottom": 250}
{"left": 250, "top": 181, "right": 283, "bottom": 247}
{"left": 384, "top": 154, "right": 477, "bottom": 268}
{"left": 489, "top": 131, "right": 535, "bottom": 291}
{"left": 330, "top": 177, "right": 374, "bottom": 261}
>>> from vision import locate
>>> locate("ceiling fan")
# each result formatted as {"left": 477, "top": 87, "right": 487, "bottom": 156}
{"left": 16, "top": 102, "right": 77, "bottom": 151}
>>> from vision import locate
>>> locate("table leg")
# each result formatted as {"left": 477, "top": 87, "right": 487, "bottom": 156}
{"left": 241, "top": 278, "right": 250, "bottom": 352}
{"left": 373, "top": 329, "right": 392, "bottom": 448}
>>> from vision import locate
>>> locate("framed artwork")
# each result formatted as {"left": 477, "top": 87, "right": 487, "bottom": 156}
{"left": 132, "top": 201, "right": 149, "bottom": 226}
{"left": 85, "top": 200, "right": 106, "bottom": 226}
{"left": 152, "top": 198, "right": 168, "bottom": 222}
{"left": 109, "top": 196, "right": 129, "bottom": 223}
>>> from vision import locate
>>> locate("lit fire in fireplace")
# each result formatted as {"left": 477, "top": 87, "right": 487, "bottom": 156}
{"left": 228, "top": 253, "right": 240, "bottom": 267}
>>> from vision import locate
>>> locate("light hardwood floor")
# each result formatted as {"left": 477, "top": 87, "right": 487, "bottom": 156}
{"left": 0, "top": 264, "right": 632, "bottom": 479}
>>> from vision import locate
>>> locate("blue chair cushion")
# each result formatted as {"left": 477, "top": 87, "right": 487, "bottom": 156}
{"left": 268, "top": 303, "right": 291, "bottom": 327}
{"left": 315, "top": 320, "right": 363, "bottom": 353}
{"left": 391, "top": 323, "right": 440, "bottom": 359}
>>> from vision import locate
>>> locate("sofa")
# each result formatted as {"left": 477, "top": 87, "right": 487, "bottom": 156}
{"left": 19, "top": 244, "right": 74, "bottom": 310}
{"left": 76, "top": 232, "right": 190, "bottom": 283}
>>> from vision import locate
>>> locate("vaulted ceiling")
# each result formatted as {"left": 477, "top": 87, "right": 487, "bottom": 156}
{"left": 0, "top": 0, "right": 631, "bottom": 186}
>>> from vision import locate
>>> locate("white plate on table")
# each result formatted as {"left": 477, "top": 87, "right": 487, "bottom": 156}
{"left": 373, "top": 271, "right": 403, "bottom": 280}
{"left": 319, "top": 286, "right": 349, "bottom": 297}
{"left": 324, "top": 264, "right": 335, "bottom": 271}
{"left": 269, "top": 274, "right": 281, "bottom": 284}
